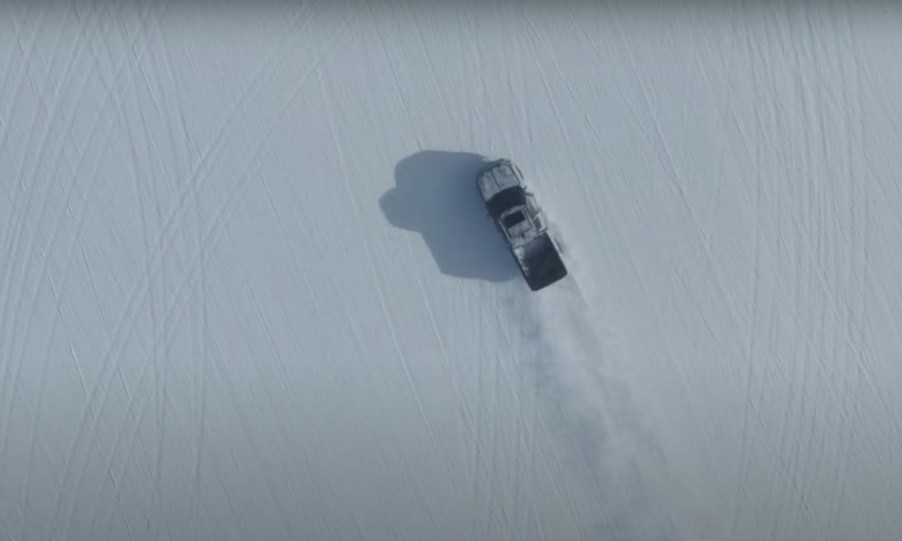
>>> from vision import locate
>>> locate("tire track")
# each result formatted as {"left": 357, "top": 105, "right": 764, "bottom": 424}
{"left": 153, "top": 0, "right": 198, "bottom": 176}
{"left": 63, "top": 13, "right": 363, "bottom": 538}
{"left": 0, "top": 0, "right": 147, "bottom": 442}
{"left": 617, "top": 26, "right": 751, "bottom": 346}
{"left": 189, "top": 240, "right": 301, "bottom": 541}
{"left": 13, "top": 274, "right": 60, "bottom": 541}
{"left": 709, "top": 14, "right": 877, "bottom": 533}
{"left": 824, "top": 7, "right": 882, "bottom": 535}
{"left": 319, "top": 25, "right": 470, "bottom": 531}
{"left": 205, "top": 323, "right": 300, "bottom": 540}
{"left": 0, "top": 0, "right": 126, "bottom": 484}
{"left": 134, "top": 1, "right": 184, "bottom": 199}
{"left": 114, "top": 5, "right": 171, "bottom": 538}
{"left": 369, "top": 2, "right": 426, "bottom": 151}
{"left": 392, "top": 180, "right": 486, "bottom": 488}
{"left": 155, "top": 4, "right": 211, "bottom": 536}
{"left": 82, "top": 107, "right": 271, "bottom": 541}
{"left": 728, "top": 12, "right": 764, "bottom": 528}
{"left": 188, "top": 117, "right": 208, "bottom": 541}
{"left": 95, "top": 358, "right": 157, "bottom": 541}
{"left": 748, "top": 16, "right": 895, "bottom": 516}
{"left": 0, "top": 1, "right": 28, "bottom": 136}
{"left": 0, "top": 0, "right": 106, "bottom": 345}
{"left": 771, "top": 10, "right": 810, "bottom": 535}
{"left": 484, "top": 309, "right": 505, "bottom": 540}
{"left": 123, "top": 8, "right": 171, "bottom": 539}
{"left": 145, "top": 14, "right": 210, "bottom": 534}
{"left": 819, "top": 8, "right": 858, "bottom": 534}
{"left": 15, "top": 87, "right": 118, "bottom": 541}
{"left": 0, "top": 0, "right": 116, "bottom": 377}
{"left": 45, "top": 5, "right": 323, "bottom": 531}
{"left": 320, "top": 54, "right": 441, "bottom": 454}
{"left": 25, "top": 2, "right": 166, "bottom": 538}
{"left": 410, "top": 11, "right": 452, "bottom": 135}
{"left": 0, "top": 1, "right": 52, "bottom": 185}
{"left": 0, "top": 1, "right": 87, "bottom": 423}
{"left": 468, "top": 296, "right": 490, "bottom": 540}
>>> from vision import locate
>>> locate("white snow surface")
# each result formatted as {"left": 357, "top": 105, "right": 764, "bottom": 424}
{"left": 2, "top": 1, "right": 902, "bottom": 540}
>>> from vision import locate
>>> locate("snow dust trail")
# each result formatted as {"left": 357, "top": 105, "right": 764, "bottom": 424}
{"left": 502, "top": 240, "right": 679, "bottom": 540}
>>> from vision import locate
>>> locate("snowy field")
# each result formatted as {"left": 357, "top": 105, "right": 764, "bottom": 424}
{"left": 2, "top": 1, "right": 902, "bottom": 539}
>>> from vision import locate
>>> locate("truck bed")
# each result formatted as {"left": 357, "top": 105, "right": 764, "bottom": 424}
{"left": 511, "top": 232, "right": 568, "bottom": 291}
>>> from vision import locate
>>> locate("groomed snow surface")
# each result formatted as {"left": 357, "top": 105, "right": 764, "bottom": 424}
{"left": 2, "top": 1, "right": 902, "bottom": 540}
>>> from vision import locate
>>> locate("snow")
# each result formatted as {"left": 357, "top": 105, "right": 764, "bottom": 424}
{"left": 2, "top": 1, "right": 902, "bottom": 540}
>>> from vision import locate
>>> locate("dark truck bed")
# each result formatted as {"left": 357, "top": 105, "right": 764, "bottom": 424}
{"left": 512, "top": 232, "right": 568, "bottom": 291}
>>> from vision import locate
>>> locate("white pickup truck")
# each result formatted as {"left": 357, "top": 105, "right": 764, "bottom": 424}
{"left": 476, "top": 159, "right": 567, "bottom": 291}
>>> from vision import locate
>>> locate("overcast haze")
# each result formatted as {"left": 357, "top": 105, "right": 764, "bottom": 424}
{"left": 2, "top": 1, "right": 902, "bottom": 540}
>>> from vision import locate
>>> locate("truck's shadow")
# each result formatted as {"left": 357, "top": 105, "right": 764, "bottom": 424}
{"left": 380, "top": 151, "right": 517, "bottom": 283}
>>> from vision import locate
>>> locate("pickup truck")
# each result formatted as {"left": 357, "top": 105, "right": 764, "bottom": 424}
{"left": 476, "top": 159, "right": 568, "bottom": 291}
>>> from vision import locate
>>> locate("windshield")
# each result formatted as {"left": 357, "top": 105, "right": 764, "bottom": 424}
{"left": 503, "top": 210, "right": 526, "bottom": 229}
